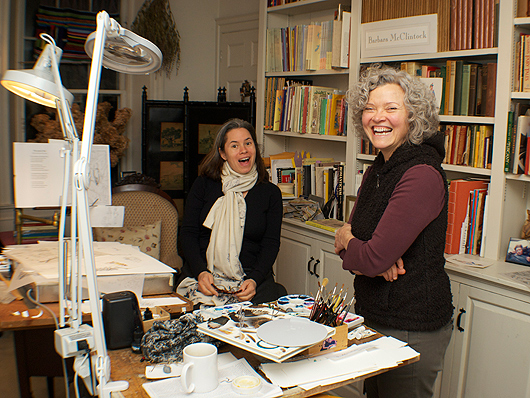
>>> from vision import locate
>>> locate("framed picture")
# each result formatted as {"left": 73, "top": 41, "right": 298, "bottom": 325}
{"left": 141, "top": 90, "right": 185, "bottom": 215}
{"left": 142, "top": 87, "right": 255, "bottom": 205}
{"left": 160, "top": 122, "right": 184, "bottom": 152}
{"left": 198, "top": 123, "right": 222, "bottom": 154}
{"left": 505, "top": 238, "right": 530, "bottom": 266}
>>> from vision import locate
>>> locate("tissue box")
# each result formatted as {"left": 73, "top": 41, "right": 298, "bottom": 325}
{"left": 142, "top": 306, "right": 170, "bottom": 333}
{"left": 301, "top": 324, "right": 348, "bottom": 356}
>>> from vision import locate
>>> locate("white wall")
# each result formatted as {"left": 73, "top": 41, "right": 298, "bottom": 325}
{"left": 0, "top": 0, "right": 259, "bottom": 231}
{"left": 125, "top": 0, "right": 258, "bottom": 173}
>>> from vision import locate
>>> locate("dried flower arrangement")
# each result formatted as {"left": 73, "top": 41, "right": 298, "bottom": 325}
{"left": 29, "top": 102, "right": 132, "bottom": 167}
{"left": 131, "top": 0, "right": 181, "bottom": 77}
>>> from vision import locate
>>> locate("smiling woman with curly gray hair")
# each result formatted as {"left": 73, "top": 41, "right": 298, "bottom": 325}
{"left": 334, "top": 64, "right": 453, "bottom": 398}
{"left": 347, "top": 64, "right": 440, "bottom": 145}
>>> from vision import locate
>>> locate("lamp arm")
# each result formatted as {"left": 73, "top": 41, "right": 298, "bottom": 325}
{"left": 74, "top": 10, "right": 128, "bottom": 397}
{"left": 40, "top": 33, "right": 82, "bottom": 329}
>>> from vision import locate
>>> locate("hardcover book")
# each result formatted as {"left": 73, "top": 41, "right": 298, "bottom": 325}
{"left": 445, "top": 179, "right": 489, "bottom": 255}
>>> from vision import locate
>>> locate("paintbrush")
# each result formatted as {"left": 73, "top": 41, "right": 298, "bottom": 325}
{"left": 310, "top": 277, "right": 328, "bottom": 318}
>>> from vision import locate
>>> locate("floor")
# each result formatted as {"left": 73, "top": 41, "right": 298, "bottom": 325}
{"left": 0, "top": 331, "right": 69, "bottom": 398}
{"left": 0, "top": 330, "right": 363, "bottom": 398}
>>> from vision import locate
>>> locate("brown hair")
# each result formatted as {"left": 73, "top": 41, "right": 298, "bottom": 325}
{"left": 199, "top": 118, "right": 268, "bottom": 182}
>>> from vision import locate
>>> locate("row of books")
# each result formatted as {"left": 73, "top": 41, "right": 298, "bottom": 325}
{"left": 442, "top": 124, "right": 493, "bottom": 169}
{"left": 265, "top": 6, "right": 350, "bottom": 72}
{"left": 267, "top": 0, "right": 298, "bottom": 6}
{"left": 505, "top": 104, "right": 530, "bottom": 174}
{"left": 444, "top": 61, "right": 496, "bottom": 117}
{"left": 361, "top": 0, "right": 451, "bottom": 52}
{"left": 399, "top": 61, "right": 497, "bottom": 117}
{"left": 14, "top": 222, "right": 58, "bottom": 243}
{"left": 450, "top": 0, "right": 498, "bottom": 51}
{"left": 514, "top": 33, "right": 530, "bottom": 93}
{"left": 359, "top": 137, "right": 379, "bottom": 156}
{"left": 270, "top": 154, "right": 345, "bottom": 220}
{"left": 518, "top": 0, "right": 530, "bottom": 17}
{"left": 264, "top": 78, "right": 348, "bottom": 135}
{"left": 445, "top": 179, "right": 489, "bottom": 255}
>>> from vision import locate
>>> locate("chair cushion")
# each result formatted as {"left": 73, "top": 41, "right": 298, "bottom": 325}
{"left": 93, "top": 220, "right": 162, "bottom": 259}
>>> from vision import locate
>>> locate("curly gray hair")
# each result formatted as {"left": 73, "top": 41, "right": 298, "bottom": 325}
{"left": 346, "top": 64, "right": 440, "bottom": 145}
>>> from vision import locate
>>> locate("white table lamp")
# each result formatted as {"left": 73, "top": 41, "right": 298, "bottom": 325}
{"left": 1, "top": 11, "right": 162, "bottom": 398}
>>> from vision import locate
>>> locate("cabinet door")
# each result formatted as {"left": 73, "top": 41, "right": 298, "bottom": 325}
{"left": 276, "top": 229, "right": 312, "bottom": 295}
{"left": 313, "top": 239, "right": 354, "bottom": 296}
{"left": 449, "top": 284, "right": 530, "bottom": 398}
{"left": 439, "top": 280, "right": 460, "bottom": 398}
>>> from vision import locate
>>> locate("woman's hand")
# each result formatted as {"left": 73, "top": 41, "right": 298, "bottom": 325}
{"left": 197, "top": 271, "right": 218, "bottom": 296}
{"left": 334, "top": 223, "right": 354, "bottom": 254}
{"left": 378, "top": 258, "right": 406, "bottom": 281}
{"left": 235, "top": 279, "right": 257, "bottom": 302}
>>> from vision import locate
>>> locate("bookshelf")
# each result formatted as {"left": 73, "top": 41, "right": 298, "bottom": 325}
{"left": 353, "top": 1, "right": 516, "bottom": 262}
{"left": 256, "top": 0, "right": 529, "bottom": 263}
{"left": 257, "top": 0, "right": 361, "bottom": 200}
{"left": 258, "top": 2, "right": 530, "bottom": 397}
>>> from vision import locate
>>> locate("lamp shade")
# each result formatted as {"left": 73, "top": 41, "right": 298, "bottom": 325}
{"left": 1, "top": 44, "right": 74, "bottom": 108}
{"left": 84, "top": 27, "right": 162, "bottom": 75}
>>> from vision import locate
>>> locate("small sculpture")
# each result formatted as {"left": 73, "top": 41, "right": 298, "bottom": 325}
{"left": 522, "top": 209, "right": 530, "bottom": 239}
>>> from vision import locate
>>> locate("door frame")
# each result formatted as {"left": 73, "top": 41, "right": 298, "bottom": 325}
{"left": 215, "top": 13, "right": 259, "bottom": 100}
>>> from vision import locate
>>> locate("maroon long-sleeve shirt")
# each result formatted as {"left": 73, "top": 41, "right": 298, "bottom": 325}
{"left": 340, "top": 164, "right": 445, "bottom": 277}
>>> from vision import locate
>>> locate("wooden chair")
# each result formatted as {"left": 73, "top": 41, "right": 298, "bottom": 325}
{"left": 110, "top": 183, "right": 183, "bottom": 271}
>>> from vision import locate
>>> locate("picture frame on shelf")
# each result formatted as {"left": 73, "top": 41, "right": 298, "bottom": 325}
{"left": 505, "top": 238, "right": 530, "bottom": 266}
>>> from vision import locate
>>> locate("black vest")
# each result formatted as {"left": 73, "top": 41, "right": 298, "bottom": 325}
{"left": 351, "top": 134, "right": 453, "bottom": 331}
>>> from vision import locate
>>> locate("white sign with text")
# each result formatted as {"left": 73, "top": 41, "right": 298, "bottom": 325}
{"left": 361, "top": 14, "right": 437, "bottom": 58}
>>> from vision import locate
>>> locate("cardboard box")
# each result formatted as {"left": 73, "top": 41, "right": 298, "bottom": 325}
{"left": 142, "top": 306, "right": 170, "bottom": 333}
{"left": 301, "top": 324, "right": 348, "bottom": 357}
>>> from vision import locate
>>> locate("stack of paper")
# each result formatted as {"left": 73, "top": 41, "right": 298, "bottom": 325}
{"left": 260, "top": 336, "right": 419, "bottom": 389}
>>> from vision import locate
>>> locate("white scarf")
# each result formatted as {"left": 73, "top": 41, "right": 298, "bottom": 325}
{"left": 177, "top": 162, "right": 258, "bottom": 306}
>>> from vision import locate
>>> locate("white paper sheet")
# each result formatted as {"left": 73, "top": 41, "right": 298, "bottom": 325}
{"left": 90, "top": 205, "right": 124, "bottom": 227}
{"left": 140, "top": 296, "right": 187, "bottom": 308}
{"left": 13, "top": 141, "right": 111, "bottom": 208}
{"left": 3, "top": 241, "right": 174, "bottom": 279}
{"left": 260, "top": 337, "right": 419, "bottom": 388}
{"left": 142, "top": 358, "right": 282, "bottom": 398}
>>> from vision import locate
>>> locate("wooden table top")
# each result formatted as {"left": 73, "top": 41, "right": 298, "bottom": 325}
{"left": 0, "top": 299, "right": 419, "bottom": 397}
{"left": 108, "top": 331, "right": 419, "bottom": 398}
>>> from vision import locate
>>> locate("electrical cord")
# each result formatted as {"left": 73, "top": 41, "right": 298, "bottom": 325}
{"left": 26, "top": 288, "right": 71, "bottom": 398}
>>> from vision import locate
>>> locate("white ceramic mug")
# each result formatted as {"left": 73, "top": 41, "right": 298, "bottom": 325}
{"left": 180, "top": 342, "right": 218, "bottom": 393}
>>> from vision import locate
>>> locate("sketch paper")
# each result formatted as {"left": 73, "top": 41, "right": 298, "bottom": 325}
{"left": 3, "top": 241, "right": 174, "bottom": 280}
{"left": 90, "top": 205, "right": 125, "bottom": 227}
{"left": 260, "top": 336, "right": 418, "bottom": 388}
{"left": 13, "top": 141, "right": 111, "bottom": 208}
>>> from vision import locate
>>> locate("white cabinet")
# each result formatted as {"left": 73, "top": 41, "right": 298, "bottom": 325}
{"left": 440, "top": 262, "right": 530, "bottom": 398}
{"left": 275, "top": 220, "right": 354, "bottom": 296}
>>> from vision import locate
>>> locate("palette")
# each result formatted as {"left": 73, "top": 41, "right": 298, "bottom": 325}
{"left": 276, "top": 294, "right": 314, "bottom": 316}
{"left": 196, "top": 302, "right": 336, "bottom": 363}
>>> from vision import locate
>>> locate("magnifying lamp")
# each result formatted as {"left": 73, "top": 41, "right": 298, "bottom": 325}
{"left": 69, "top": 11, "right": 162, "bottom": 398}
{"left": 2, "top": 11, "right": 162, "bottom": 398}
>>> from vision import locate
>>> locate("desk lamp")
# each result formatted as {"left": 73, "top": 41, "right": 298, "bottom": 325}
{"left": 64, "top": 11, "right": 161, "bottom": 397}
{"left": 2, "top": 11, "right": 162, "bottom": 397}
{"left": 1, "top": 34, "right": 82, "bottom": 333}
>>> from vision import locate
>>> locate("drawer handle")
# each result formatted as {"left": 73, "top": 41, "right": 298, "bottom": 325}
{"left": 457, "top": 308, "right": 466, "bottom": 332}
{"left": 307, "top": 257, "right": 314, "bottom": 275}
{"left": 313, "top": 259, "right": 320, "bottom": 278}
